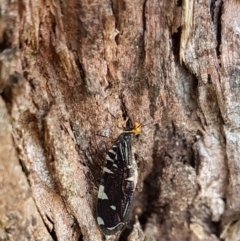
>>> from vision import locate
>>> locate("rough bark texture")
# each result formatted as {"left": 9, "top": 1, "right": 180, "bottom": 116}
{"left": 1, "top": 0, "right": 240, "bottom": 241}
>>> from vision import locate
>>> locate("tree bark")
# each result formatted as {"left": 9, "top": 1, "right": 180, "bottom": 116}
{"left": 0, "top": 0, "right": 240, "bottom": 240}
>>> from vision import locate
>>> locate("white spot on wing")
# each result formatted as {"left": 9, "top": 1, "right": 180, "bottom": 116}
{"left": 125, "top": 176, "right": 134, "bottom": 181}
{"left": 106, "top": 155, "right": 113, "bottom": 162}
{"left": 109, "top": 149, "right": 116, "bottom": 154}
{"left": 110, "top": 205, "right": 116, "bottom": 210}
{"left": 107, "top": 222, "right": 125, "bottom": 231}
{"left": 103, "top": 167, "right": 114, "bottom": 174}
{"left": 98, "top": 185, "right": 108, "bottom": 199}
{"left": 97, "top": 217, "right": 105, "bottom": 225}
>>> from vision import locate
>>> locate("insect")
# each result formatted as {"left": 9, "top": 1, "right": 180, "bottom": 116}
{"left": 97, "top": 122, "right": 141, "bottom": 235}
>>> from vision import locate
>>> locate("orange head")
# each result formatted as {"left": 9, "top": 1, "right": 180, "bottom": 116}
{"left": 130, "top": 122, "right": 141, "bottom": 134}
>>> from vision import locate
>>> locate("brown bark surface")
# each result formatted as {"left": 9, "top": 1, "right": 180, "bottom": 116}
{"left": 0, "top": 0, "right": 240, "bottom": 240}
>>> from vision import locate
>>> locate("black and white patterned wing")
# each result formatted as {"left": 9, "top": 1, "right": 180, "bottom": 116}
{"left": 97, "top": 133, "right": 135, "bottom": 235}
